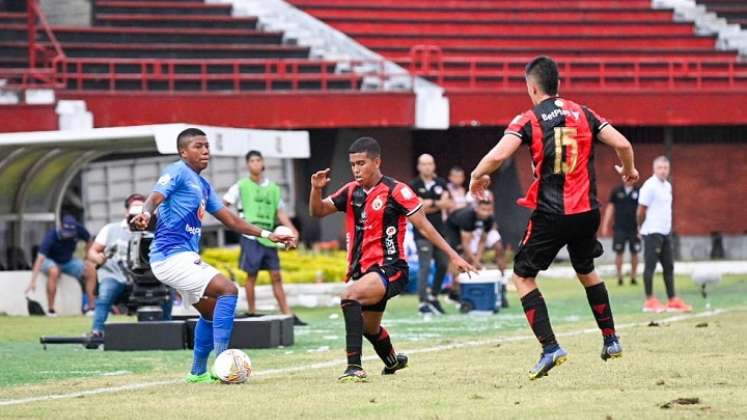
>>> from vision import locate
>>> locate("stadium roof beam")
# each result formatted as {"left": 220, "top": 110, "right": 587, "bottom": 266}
{"left": 0, "top": 124, "right": 310, "bottom": 250}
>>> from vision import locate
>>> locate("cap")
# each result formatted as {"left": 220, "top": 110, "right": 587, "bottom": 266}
{"left": 59, "top": 214, "right": 78, "bottom": 239}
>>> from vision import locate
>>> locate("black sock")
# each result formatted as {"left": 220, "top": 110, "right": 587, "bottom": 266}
{"left": 341, "top": 299, "right": 363, "bottom": 367}
{"left": 364, "top": 327, "right": 397, "bottom": 367}
{"left": 520, "top": 289, "right": 559, "bottom": 353}
{"left": 585, "top": 283, "right": 617, "bottom": 344}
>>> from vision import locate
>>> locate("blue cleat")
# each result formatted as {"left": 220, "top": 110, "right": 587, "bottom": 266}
{"left": 601, "top": 337, "right": 623, "bottom": 361}
{"left": 529, "top": 347, "right": 568, "bottom": 380}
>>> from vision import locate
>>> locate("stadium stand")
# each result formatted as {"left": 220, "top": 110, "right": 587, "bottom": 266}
{"left": 288, "top": 0, "right": 747, "bottom": 91}
{"left": 695, "top": 0, "right": 747, "bottom": 28}
{"left": 0, "top": 0, "right": 365, "bottom": 92}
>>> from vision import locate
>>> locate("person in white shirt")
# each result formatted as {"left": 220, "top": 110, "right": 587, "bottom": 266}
{"left": 637, "top": 156, "right": 691, "bottom": 313}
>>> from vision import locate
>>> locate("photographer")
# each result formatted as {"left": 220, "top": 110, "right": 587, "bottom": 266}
{"left": 87, "top": 194, "right": 173, "bottom": 337}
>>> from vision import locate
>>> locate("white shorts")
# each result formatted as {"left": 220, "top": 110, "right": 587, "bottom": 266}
{"left": 151, "top": 252, "right": 221, "bottom": 306}
{"left": 470, "top": 229, "right": 502, "bottom": 255}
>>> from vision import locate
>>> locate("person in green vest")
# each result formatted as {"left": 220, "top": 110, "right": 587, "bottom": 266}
{"left": 223, "top": 150, "right": 306, "bottom": 326}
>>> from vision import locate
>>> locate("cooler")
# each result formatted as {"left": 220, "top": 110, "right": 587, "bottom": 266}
{"left": 458, "top": 272, "right": 500, "bottom": 313}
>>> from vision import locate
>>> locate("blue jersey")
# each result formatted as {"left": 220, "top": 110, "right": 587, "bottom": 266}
{"left": 149, "top": 160, "right": 223, "bottom": 262}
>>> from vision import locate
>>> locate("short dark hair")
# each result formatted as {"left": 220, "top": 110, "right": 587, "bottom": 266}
{"left": 525, "top": 56, "right": 559, "bottom": 96}
{"left": 348, "top": 137, "right": 381, "bottom": 158}
{"left": 176, "top": 127, "right": 206, "bottom": 151}
{"left": 124, "top": 193, "right": 146, "bottom": 208}
{"left": 450, "top": 166, "right": 464, "bottom": 174}
{"left": 245, "top": 150, "right": 263, "bottom": 161}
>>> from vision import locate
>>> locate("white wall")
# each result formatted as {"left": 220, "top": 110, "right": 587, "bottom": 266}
{"left": 0, "top": 271, "right": 83, "bottom": 316}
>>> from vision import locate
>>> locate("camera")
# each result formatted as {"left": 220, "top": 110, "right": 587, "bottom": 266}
{"left": 123, "top": 230, "right": 171, "bottom": 321}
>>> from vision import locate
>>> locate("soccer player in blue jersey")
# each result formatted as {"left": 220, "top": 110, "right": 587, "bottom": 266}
{"left": 131, "top": 128, "right": 296, "bottom": 383}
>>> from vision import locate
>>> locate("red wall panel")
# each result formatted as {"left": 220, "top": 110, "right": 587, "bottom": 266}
{"left": 0, "top": 105, "right": 58, "bottom": 133}
{"left": 60, "top": 92, "right": 416, "bottom": 129}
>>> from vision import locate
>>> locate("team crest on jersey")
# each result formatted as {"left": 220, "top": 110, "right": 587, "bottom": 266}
{"left": 434, "top": 185, "right": 443, "bottom": 195}
{"left": 401, "top": 186, "right": 414, "bottom": 199}
{"left": 632, "top": 191, "right": 639, "bottom": 200}
{"left": 385, "top": 226, "right": 397, "bottom": 237}
{"left": 198, "top": 199, "right": 206, "bottom": 220}
{"left": 554, "top": 99, "right": 564, "bottom": 107}
{"left": 371, "top": 196, "right": 384, "bottom": 211}
{"left": 157, "top": 174, "right": 172, "bottom": 186}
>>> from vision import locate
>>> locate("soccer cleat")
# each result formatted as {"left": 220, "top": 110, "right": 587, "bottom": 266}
{"left": 528, "top": 347, "right": 568, "bottom": 380}
{"left": 418, "top": 303, "right": 433, "bottom": 315}
{"left": 630, "top": 278, "right": 638, "bottom": 286}
{"left": 292, "top": 315, "right": 308, "bottom": 326}
{"left": 617, "top": 277, "right": 624, "bottom": 286}
{"left": 642, "top": 297, "right": 665, "bottom": 313}
{"left": 428, "top": 296, "right": 446, "bottom": 315}
{"left": 666, "top": 297, "right": 693, "bottom": 313}
{"left": 185, "top": 372, "right": 218, "bottom": 384}
{"left": 601, "top": 338, "right": 623, "bottom": 361}
{"left": 337, "top": 365, "right": 368, "bottom": 383}
{"left": 382, "top": 354, "right": 408, "bottom": 375}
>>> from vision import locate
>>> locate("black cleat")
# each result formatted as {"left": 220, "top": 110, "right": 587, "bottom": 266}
{"left": 337, "top": 365, "right": 368, "bottom": 382}
{"left": 292, "top": 315, "right": 308, "bottom": 326}
{"left": 428, "top": 297, "right": 446, "bottom": 315}
{"left": 382, "top": 354, "right": 408, "bottom": 375}
{"left": 630, "top": 278, "right": 638, "bottom": 286}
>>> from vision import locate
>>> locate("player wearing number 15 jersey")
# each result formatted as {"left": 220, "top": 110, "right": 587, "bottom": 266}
{"left": 469, "top": 56, "right": 640, "bottom": 380}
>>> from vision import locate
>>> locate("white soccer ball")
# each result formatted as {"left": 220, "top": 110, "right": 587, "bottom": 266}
{"left": 273, "top": 225, "right": 295, "bottom": 249}
{"left": 213, "top": 349, "right": 252, "bottom": 384}
{"left": 273, "top": 225, "right": 294, "bottom": 237}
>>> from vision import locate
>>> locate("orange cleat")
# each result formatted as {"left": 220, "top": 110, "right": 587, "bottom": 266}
{"left": 643, "top": 297, "right": 666, "bottom": 313}
{"left": 666, "top": 297, "right": 693, "bottom": 313}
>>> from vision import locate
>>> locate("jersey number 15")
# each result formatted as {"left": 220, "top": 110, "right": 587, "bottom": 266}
{"left": 553, "top": 127, "right": 578, "bottom": 175}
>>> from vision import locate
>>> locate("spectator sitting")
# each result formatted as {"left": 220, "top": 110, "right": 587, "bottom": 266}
{"left": 25, "top": 214, "right": 97, "bottom": 315}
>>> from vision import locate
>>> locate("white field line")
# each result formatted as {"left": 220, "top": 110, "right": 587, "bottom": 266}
{"left": 0, "top": 309, "right": 726, "bottom": 407}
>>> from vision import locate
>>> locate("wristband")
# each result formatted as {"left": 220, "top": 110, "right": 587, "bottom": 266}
{"left": 260, "top": 230, "right": 271, "bottom": 239}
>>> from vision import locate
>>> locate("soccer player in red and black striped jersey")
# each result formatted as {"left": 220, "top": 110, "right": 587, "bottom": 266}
{"left": 469, "top": 56, "right": 640, "bottom": 380}
{"left": 310, "top": 137, "right": 476, "bottom": 382}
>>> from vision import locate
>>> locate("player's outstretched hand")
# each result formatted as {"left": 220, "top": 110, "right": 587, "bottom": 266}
{"left": 615, "top": 165, "right": 639, "bottom": 183}
{"left": 130, "top": 212, "right": 150, "bottom": 231}
{"left": 269, "top": 233, "right": 297, "bottom": 249}
{"left": 469, "top": 174, "right": 491, "bottom": 200}
{"left": 311, "top": 168, "right": 331, "bottom": 189}
{"left": 451, "top": 255, "right": 479, "bottom": 278}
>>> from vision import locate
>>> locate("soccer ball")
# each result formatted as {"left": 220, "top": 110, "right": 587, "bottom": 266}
{"left": 213, "top": 349, "right": 252, "bottom": 384}
{"left": 273, "top": 225, "right": 295, "bottom": 249}
{"left": 273, "top": 225, "right": 294, "bottom": 237}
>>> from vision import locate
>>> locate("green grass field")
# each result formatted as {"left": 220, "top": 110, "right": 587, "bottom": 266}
{"left": 1, "top": 274, "right": 746, "bottom": 419}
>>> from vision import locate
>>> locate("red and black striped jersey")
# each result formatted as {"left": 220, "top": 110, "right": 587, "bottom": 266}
{"left": 327, "top": 176, "right": 422, "bottom": 280}
{"left": 505, "top": 97, "right": 609, "bottom": 215}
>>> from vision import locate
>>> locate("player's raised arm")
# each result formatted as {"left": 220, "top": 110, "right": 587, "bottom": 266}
{"left": 212, "top": 207, "right": 296, "bottom": 248}
{"left": 469, "top": 134, "right": 522, "bottom": 199}
{"left": 597, "top": 125, "right": 639, "bottom": 183}
{"left": 309, "top": 168, "right": 339, "bottom": 218}
{"left": 408, "top": 208, "right": 478, "bottom": 276}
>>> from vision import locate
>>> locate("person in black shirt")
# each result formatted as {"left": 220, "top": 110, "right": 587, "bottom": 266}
{"left": 601, "top": 177, "right": 640, "bottom": 286}
{"left": 446, "top": 199, "right": 495, "bottom": 269}
{"left": 410, "top": 154, "right": 453, "bottom": 315}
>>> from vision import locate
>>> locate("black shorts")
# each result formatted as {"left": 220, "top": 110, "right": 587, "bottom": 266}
{"left": 514, "top": 209, "right": 604, "bottom": 278}
{"left": 239, "top": 236, "right": 280, "bottom": 275}
{"left": 612, "top": 230, "right": 641, "bottom": 254}
{"left": 352, "top": 261, "right": 409, "bottom": 312}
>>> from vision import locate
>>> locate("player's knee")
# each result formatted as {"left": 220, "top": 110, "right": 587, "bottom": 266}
{"left": 270, "top": 272, "right": 283, "bottom": 284}
{"left": 572, "top": 258, "right": 595, "bottom": 275}
{"left": 48, "top": 265, "right": 60, "bottom": 278}
{"left": 340, "top": 288, "right": 362, "bottom": 302}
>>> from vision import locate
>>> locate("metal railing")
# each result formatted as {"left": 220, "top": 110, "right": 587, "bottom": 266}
{"left": 11, "top": 0, "right": 67, "bottom": 89}
{"left": 55, "top": 57, "right": 412, "bottom": 93}
{"left": 408, "top": 45, "right": 747, "bottom": 90}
